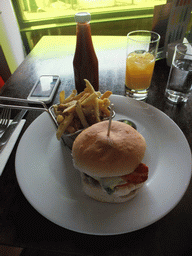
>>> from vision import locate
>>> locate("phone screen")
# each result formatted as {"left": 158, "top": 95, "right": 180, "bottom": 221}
{"left": 31, "top": 76, "right": 58, "bottom": 97}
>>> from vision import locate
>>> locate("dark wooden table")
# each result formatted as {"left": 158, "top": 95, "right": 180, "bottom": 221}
{"left": 0, "top": 36, "right": 192, "bottom": 256}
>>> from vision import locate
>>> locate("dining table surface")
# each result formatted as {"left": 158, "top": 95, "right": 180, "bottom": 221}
{"left": 0, "top": 35, "right": 192, "bottom": 256}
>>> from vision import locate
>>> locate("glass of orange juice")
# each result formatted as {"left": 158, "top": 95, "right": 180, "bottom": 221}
{"left": 125, "top": 30, "right": 160, "bottom": 100}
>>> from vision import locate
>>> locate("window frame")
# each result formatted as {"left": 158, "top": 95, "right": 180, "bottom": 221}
{"left": 11, "top": 1, "right": 164, "bottom": 53}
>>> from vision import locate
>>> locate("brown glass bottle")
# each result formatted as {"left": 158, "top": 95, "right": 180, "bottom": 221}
{"left": 73, "top": 12, "right": 99, "bottom": 93}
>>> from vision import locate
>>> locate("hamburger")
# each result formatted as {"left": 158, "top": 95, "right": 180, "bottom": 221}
{"left": 72, "top": 120, "right": 148, "bottom": 203}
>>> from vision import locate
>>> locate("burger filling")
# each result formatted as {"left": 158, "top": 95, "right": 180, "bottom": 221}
{"left": 84, "top": 163, "right": 148, "bottom": 195}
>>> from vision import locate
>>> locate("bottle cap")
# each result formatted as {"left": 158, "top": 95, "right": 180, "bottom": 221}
{"left": 75, "top": 12, "right": 91, "bottom": 23}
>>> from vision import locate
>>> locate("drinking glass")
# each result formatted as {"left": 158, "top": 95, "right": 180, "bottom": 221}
{"left": 125, "top": 30, "right": 160, "bottom": 100}
{"left": 165, "top": 43, "right": 192, "bottom": 104}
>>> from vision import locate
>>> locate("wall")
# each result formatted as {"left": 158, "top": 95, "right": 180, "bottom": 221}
{"left": 0, "top": 0, "right": 25, "bottom": 74}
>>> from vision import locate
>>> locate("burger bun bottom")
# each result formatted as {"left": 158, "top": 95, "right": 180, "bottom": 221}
{"left": 81, "top": 173, "right": 144, "bottom": 203}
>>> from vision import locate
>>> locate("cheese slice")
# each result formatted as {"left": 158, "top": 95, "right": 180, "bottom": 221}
{"left": 93, "top": 176, "right": 127, "bottom": 195}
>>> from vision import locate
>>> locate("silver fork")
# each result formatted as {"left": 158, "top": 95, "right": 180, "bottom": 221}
{"left": 0, "top": 108, "right": 11, "bottom": 135}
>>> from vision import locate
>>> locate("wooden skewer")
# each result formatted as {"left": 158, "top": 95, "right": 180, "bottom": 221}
{"left": 107, "top": 104, "right": 114, "bottom": 137}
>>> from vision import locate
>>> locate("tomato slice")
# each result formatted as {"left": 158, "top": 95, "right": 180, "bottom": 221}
{"left": 117, "top": 163, "right": 148, "bottom": 188}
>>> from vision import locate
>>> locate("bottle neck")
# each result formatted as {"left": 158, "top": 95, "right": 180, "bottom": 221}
{"left": 76, "top": 22, "right": 92, "bottom": 43}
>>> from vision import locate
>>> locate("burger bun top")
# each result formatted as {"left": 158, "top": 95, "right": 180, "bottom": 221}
{"left": 72, "top": 120, "right": 146, "bottom": 178}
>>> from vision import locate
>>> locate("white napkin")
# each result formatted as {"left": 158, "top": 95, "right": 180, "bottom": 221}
{"left": 0, "top": 119, "right": 26, "bottom": 175}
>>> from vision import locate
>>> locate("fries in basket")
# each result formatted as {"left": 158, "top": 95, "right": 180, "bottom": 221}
{"left": 53, "top": 79, "right": 113, "bottom": 140}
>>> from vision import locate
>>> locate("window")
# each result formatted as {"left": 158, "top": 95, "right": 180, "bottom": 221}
{"left": 12, "top": 0, "right": 169, "bottom": 53}
{"left": 14, "top": 0, "right": 166, "bottom": 22}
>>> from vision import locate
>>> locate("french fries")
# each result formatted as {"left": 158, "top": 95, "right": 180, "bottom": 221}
{"left": 59, "top": 90, "right": 65, "bottom": 104}
{"left": 75, "top": 101, "right": 89, "bottom": 128}
{"left": 56, "top": 113, "right": 74, "bottom": 140}
{"left": 53, "top": 79, "right": 112, "bottom": 140}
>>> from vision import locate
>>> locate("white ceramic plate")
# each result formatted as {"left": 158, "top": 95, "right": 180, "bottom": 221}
{"left": 15, "top": 95, "right": 191, "bottom": 235}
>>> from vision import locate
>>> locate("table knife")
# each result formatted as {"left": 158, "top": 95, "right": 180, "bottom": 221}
{"left": 0, "top": 109, "right": 27, "bottom": 152}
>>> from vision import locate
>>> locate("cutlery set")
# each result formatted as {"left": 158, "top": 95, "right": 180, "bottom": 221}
{"left": 0, "top": 109, "right": 27, "bottom": 152}
{"left": 0, "top": 96, "right": 57, "bottom": 153}
{"left": 0, "top": 108, "right": 11, "bottom": 134}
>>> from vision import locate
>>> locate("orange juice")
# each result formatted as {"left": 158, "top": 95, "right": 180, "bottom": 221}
{"left": 125, "top": 52, "right": 155, "bottom": 90}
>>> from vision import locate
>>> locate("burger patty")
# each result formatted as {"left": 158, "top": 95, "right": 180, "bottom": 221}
{"left": 83, "top": 163, "right": 148, "bottom": 195}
